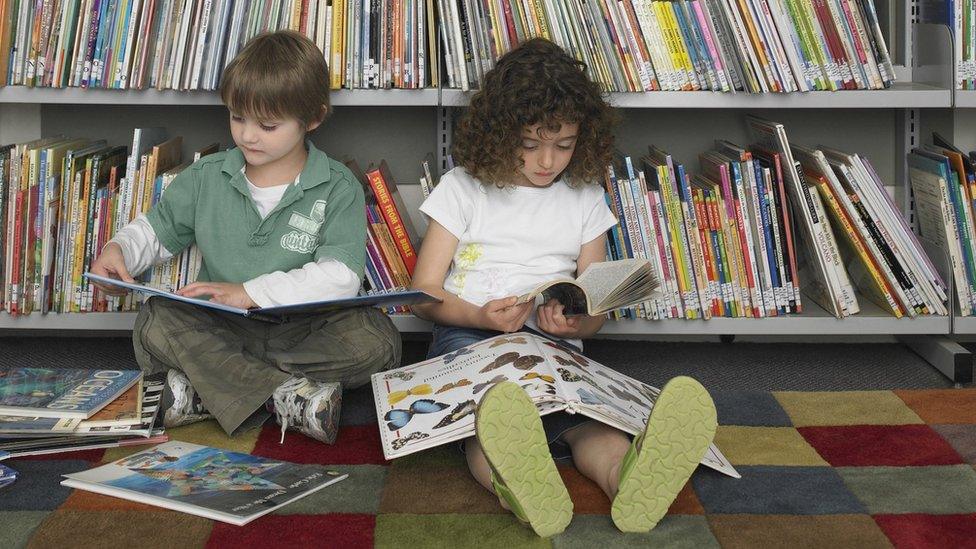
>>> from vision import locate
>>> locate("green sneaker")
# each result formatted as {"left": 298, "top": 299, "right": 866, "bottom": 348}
{"left": 611, "top": 376, "right": 717, "bottom": 533}
{"left": 475, "top": 381, "right": 573, "bottom": 537}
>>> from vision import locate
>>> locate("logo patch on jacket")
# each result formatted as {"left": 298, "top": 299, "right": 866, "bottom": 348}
{"left": 282, "top": 200, "right": 326, "bottom": 253}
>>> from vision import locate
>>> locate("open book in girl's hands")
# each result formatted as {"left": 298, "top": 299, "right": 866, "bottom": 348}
{"left": 514, "top": 259, "right": 659, "bottom": 315}
{"left": 84, "top": 272, "right": 439, "bottom": 323}
{"left": 371, "top": 331, "right": 739, "bottom": 478}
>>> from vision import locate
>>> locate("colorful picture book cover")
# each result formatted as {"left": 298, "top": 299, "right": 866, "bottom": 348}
{"left": 62, "top": 441, "right": 348, "bottom": 525}
{"left": 372, "top": 332, "right": 738, "bottom": 477}
{"left": 0, "top": 368, "right": 143, "bottom": 418}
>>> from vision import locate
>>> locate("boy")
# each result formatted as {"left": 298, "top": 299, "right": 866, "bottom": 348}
{"left": 90, "top": 30, "right": 400, "bottom": 444}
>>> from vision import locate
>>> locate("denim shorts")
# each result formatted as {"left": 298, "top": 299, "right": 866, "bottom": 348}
{"left": 428, "top": 324, "right": 590, "bottom": 460}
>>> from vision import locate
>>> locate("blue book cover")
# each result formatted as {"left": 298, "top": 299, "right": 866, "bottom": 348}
{"left": 0, "top": 367, "right": 142, "bottom": 419}
{"left": 62, "top": 441, "right": 348, "bottom": 525}
{"left": 84, "top": 273, "right": 440, "bottom": 323}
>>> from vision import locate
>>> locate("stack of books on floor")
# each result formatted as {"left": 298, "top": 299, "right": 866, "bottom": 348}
{"left": 0, "top": 367, "right": 166, "bottom": 462}
{"left": 908, "top": 133, "right": 976, "bottom": 317}
{"left": 0, "top": 0, "right": 438, "bottom": 90}
{"left": 603, "top": 115, "right": 948, "bottom": 320}
{"left": 439, "top": 0, "right": 894, "bottom": 92}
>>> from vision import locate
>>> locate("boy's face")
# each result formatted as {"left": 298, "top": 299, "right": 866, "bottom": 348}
{"left": 515, "top": 122, "right": 579, "bottom": 188}
{"left": 229, "top": 111, "right": 321, "bottom": 171}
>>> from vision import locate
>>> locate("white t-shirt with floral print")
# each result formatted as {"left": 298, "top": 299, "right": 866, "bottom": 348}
{"left": 420, "top": 166, "right": 618, "bottom": 341}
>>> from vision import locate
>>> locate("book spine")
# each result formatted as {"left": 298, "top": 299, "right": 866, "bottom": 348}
{"left": 366, "top": 167, "right": 417, "bottom": 275}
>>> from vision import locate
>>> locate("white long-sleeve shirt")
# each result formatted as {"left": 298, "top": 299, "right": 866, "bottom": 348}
{"left": 110, "top": 178, "right": 361, "bottom": 308}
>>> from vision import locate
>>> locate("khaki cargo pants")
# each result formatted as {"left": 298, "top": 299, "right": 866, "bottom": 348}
{"left": 132, "top": 297, "right": 402, "bottom": 435}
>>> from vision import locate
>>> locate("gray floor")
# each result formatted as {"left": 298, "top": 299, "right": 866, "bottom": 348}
{"left": 2, "top": 335, "right": 963, "bottom": 428}
{"left": 0, "top": 336, "right": 957, "bottom": 391}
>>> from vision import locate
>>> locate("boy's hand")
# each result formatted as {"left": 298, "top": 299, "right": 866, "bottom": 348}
{"left": 177, "top": 282, "right": 257, "bottom": 309}
{"left": 90, "top": 243, "right": 135, "bottom": 296}
{"left": 477, "top": 296, "right": 533, "bottom": 333}
{"left": 537, "top": 299, "right": 583, "bottom": 338}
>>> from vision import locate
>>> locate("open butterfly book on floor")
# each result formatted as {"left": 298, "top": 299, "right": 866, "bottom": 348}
{"left": 371, "top": 332, "right": 739, "bottom": 478}
{"left": 61, "top": 441, "right": 348, "bottom": 525}
{"left": 84, "top": 273, "right": 440, "bottom": 323}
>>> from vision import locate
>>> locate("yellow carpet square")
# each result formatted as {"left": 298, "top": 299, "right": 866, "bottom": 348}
{"left": 714, "top": 426, "right": 829, "bottom": 466}
{"left": 773, "top": 391, "right": 923, "bottom": 427}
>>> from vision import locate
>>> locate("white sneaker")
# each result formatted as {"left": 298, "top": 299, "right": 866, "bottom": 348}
{"left": 162, "top": 370, "right": 212, "bottom": 428}
{"left": 271, "top": 377, "right": 342, "bottom": 444}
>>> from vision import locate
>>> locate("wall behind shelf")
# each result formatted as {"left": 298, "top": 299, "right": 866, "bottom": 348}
{"left": 39, "top": 105, "right": 437, "bottom": 186}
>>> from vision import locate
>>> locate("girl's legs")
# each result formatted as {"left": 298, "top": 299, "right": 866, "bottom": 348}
{"left": 463, "top": 437, "right": 510, "bottom": 510}
{"left": 561, "top": 421, "right": 631, "bottom": 499}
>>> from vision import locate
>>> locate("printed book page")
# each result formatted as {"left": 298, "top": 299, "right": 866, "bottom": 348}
{"left": 514, "top": 259, "right": 657, "bottom": 315}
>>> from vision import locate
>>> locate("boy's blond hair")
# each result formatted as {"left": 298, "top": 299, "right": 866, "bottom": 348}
{"left": 220, "top": 30, "right": 330, "bottom": 129}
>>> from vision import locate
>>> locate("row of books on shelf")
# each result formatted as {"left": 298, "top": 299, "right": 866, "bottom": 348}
{"left": 920, "top": 0, "right": 976, "bottom": 91}
{"left": 412, "top": 0, "right": 893, "bottom": 92}
{"left": 602, "top": 115, "right": 949, "bottom": 321}
{"left": 0, "top": 0, "right": 438, "bottom": 90}
{"left": 0, "top": 0, "right": 895, "bottom": 93}
{"left": 0, "top": 127, "right": 420, "bottom": 315}
{"left": 907, "top": 135, "right": 976, "bottom": 317}
{"left": 0, "top": 368, "right": 168, "bottom": 460}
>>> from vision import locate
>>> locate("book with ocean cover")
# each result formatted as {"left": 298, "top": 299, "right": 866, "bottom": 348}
{"left": 62, "top": 441, "right": 348, "bottom": 525}
{"left": 85, "top": 273, "right": 440, "bottom": 323}
{"left": 371, "top": 332, "right": 739, "bottom": 478}
{"left": 0, "top": 368, "right": 142, "bottom": 419}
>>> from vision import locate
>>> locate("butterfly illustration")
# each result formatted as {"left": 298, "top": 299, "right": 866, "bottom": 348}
{"left": 489, "top": 336, "right": 527, "bottom": 348}
{"left": 383, "top": 371, "right": 416, "bottom": 382}
{"left": 558, "top": 368, "right": 581, "bottom": 382}
{"left": 513, "top": 355, "right": 545, "bottom": 370}
{"left": 553, "top": 355, "right": 576, "bottom": 367}
{"left": 609, "top": 384, "right": 648, "bottom": 407}
{"left": 443, "top": 347, "right": 475, "bottom": 364}
{"left": 479, "top": 351, "right": 520, "bottom": 373}
{"left": 384, "top": 399, "right": 450, "bottom": 431}
{"left": 433, "top": 400, "right": 477, "bottom": 429}
{"left": 520, "top": 371, "right": 555, "bottom": 384}
{"left": 435, "top": 378, "right": 473, "bottom": 394}
{"left": 391, "top": 431, "right": 430, "bottom": 450}
{"left": 472, "top": 374, "right": 507, "bottom": 394}
{"left": 577, "top": 388, "right": 631, "bottom": 416}
{"left": 388, "top": 384, "right": 433, "bottom": 406}
{"left": 521, "top": 382, "right": 557, "bottom": 396}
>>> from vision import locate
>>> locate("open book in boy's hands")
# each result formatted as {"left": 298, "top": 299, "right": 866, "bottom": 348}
{"left": 84, "top": 273, "right": 440, "bottom": 323}
{"left": 371, "top": 331, "right": 739, "bottom": 478}
{"left": 515, "top": 259, "right": 659, "bottom": 315}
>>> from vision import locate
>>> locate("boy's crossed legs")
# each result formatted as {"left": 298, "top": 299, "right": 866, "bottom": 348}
{"left": 133, "top": 297, "right": 401, "bottom": 442}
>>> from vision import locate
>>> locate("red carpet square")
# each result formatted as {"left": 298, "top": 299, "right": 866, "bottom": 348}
{"left": 252, "top": 424, "right": 387, "bottom": 465}
{"left": 873, "top": 513, "right": 976, "bottom": 548}
{"left": 206, "top": 513, "right": 374, "bottom": 548}
{"left": 895, "top": 389, "right": 976, "bottom": 425}
{"left": 799, "top": 425, "right": 965, "bottom": 467}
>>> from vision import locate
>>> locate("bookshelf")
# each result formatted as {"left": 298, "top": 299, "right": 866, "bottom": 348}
{"left": 1, "top": 14, "right": 972, "bottom": 382}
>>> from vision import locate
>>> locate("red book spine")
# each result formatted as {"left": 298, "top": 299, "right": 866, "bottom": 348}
{"left": 366, "top": 167, "right": 417, "bottom": 275}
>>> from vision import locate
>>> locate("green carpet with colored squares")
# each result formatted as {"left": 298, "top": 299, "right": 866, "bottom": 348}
{"left": 3, "top": 386, "right": 975, "bottom": 548}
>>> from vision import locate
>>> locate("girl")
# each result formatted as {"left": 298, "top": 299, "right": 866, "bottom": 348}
{"left": 410, "top": 39, "right": 717, "bottom": 537}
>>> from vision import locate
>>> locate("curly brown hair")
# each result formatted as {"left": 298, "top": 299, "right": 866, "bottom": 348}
{"left": 452, "top": 38, "right": 616, "bottom": 187}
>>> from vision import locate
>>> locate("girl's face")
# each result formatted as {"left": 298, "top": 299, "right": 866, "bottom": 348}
{"left": 515, "top": 122, "right": 579, "bottom": 188}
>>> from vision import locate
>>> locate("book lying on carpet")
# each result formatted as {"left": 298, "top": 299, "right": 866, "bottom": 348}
{"left": 0, "top": 434, "right": 168, "bottom": 461}
{"left": 62, "top": 441, "right": 348, "bottom": 525}
{"left": 0, "top": 463, "right": 16, "bottom": 488}
{"left": 514, "top": 259, "right": 659, "bottom": 315}
{"left": 0, "top": 368, "right": 143, "bottom": 419}
{"left": 371, "top": 332, "right": 739, "bottom": 478}
{"left": 0, "top": 375, "right": 163, "bottom": 437}
{"left": 85, "top": 273, "right": 441, "bottom": 322}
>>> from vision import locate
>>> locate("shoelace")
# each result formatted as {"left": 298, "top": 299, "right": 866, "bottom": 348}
{"left": 273, "top": 378, "right": 308, "bottom": 444}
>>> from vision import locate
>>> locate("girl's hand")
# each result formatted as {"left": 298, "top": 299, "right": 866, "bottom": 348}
{"left": 536, "top": 299, "right": 583, "bottom": 338}
{"left": 177, "top": 282, "right": 257, "bottom": 309}
{"left": 477, "top": 296, "right": 533, "bottom": 333}
{"left": 90, "top": 243, "right": 135, "bottom": 296}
